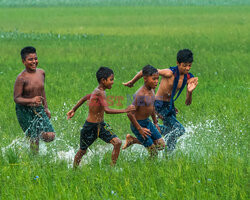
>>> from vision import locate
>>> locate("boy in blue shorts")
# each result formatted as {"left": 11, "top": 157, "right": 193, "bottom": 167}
{"left": 126, "top": 65, "right": 165, "bottom": 156}
{"left": 67, "top": 67, "right": 135, "bottom": 167}
{"left": 123, "top": 49, "right": 198, "bottom": 151}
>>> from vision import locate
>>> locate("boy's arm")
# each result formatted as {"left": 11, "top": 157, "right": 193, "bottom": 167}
{"left": 123, "top": 70, "right": 143, "bottom": 88}
{"left": 99, "top": 92, "right": 135, "bottom": 114}
{"left": 157, "top": 69, "right": 173, "bottom": 78}
{"left": 42, "top": 89, "right": 51, "bottom": 118}
{"left": 41, "top": 72, "right": 51, "bottom": 118}
{"left": 67, "top": 94, "right": 91, "bottom": 119}
{"left": 151, "top": 110, "right": 158, "bottom": 125}
{"left": 123, "top": 68, "right": 172, "bottom": 88}
{"left": 127, "top": 110, "right": 151, "bottom": 140}
{"left": 151, "top": 107, "right": 161, "bottom": 133}
{"left": 72, "top": 94, "right": 91, "bottom": 112}
{"left": 185, "top": 77, "right": 198, "bottom": 105}
{"left": 14, "top": 76, "right": 43, "bottom": 106}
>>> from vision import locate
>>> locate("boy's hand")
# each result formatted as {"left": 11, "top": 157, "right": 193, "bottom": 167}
{"left": 139, "top": 128, "right": 151, "bottom": 139}
{"left": 156, "top": 112, "right": 164, "bottom": 121}
{"left": 125, "top": 105, "right": 136, "bottom": 113}
{"left": 67, "top": 109, "right": 75, "bottom": 120}
{"left": 154, "top": 123, "right": 161, "bottom": 133}
{"left": 123, "top": 81, "right": 134, "bottom": 88}
{"left": 187, "top": 77, "right": 198, "bottom": 93}
{"left": 44, "top": 108, "right": 51, "bottom": 119}
{"left": 31, "top": 96, "right": 43, "bottom": 106}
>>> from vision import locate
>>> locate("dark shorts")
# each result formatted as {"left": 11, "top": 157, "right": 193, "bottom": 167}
{"left": 154, "top": 100, "right": 176, "bottom": 119}
{"left": 15, "top": 104, "right": 55, "bottom": 139}
{"left": 154, "top": 100, "right": 185, "bottom": 151}
{"left": 80, "top": 121, "right": 117, "bottom": 150}
{"left": 130, "top": 118, "right": 162, "bottom": 148}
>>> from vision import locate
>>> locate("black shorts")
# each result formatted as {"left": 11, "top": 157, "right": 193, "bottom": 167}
{"left": 80, "top": 121, "right": 117, "bottom": 150}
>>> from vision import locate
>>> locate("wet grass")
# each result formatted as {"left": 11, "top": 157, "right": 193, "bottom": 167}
{"left": 0, "top": 5, "right": 249, "bottom": 200}
{"left": 0, "top": 0, "right": 249, "bottom": 7}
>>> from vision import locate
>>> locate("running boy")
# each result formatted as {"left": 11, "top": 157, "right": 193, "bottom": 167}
{"left": 123, "top": 49, "right": 198, "bottom": 151}
{"left": 126, "top": 65, "right": 165, "bottom": 156}
{"left": 14, "top": 46, "right": 55, "bottom": 153}
{"left": 67, "top": 67, "right": 135, "bottom": 167}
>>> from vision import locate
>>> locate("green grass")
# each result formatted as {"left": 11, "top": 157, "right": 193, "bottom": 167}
{"left": 0, "top": 0, "right": 249, "bottom": 7}
{"left": 0, "top": 5, "right": 249, "bottom": 200}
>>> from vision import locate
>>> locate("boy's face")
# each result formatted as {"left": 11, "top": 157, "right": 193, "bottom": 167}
{"left": 22, "top": 53, "right": 38, "bottom": 72}
{"left": 103, "top": 74, "right": 114, "bottom": 89}
{"left": 144, "top": 72, "right": 159, "bottom": 89}
{"left": 177, "top": 62, "right": 192, "bottom": 74}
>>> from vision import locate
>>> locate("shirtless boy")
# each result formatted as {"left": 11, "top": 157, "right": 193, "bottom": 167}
{"left": 126, "top": 65, "right": 165, "bottom": 156}
{"left": 14, "top": 46, "right": 55, "bottom": 153}
{"left": 67, "top": 67, "right": 135, "bottom": 167}
{"left": 123, "top": 49, "right": 198, "bottom": 151}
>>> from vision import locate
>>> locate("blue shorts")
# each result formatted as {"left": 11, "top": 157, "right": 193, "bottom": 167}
{"left": 154, "top": 100, "right": 185, "bottom": 151}
{"left": 154, "top": 100, "right": 176, "bottom": 119}
{"left": 130, "top": 118, "right": 162, "bottom": 148}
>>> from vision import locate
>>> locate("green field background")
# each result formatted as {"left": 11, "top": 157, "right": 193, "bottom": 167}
{"left": 0, "top": 0, "right": 249, "bottom": 7}
{"left": 0, "top": 1, "right": 249, "bottom": 199}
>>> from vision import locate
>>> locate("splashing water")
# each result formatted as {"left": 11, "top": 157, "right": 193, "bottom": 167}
{"left": 2, "top": 118, "right": 237, "bottom": 167}
{"left": 176, "top": 119, "right": 244, "bottom": 161}
{"left": 1, "top": 136, "right": 48, "bottom": 156}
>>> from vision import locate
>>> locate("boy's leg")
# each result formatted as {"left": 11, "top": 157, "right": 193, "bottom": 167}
{"left": 74, "top": 121, "right": 98, "bottom": 168}
{"left": 147, "top": 144, "right": 158, "bottom": 157}
{"left": 153, "top": 138, "right": 165, "bottom": 151}
{"left": 30, "top": 137, "right": 39, "bottom": 154}
{"left": 163, "top": 115, "right": 185, "bottom": 151}
{"left": 37, "top": 108, "right": 55, "bottom": 142}
{"left": 148, "top": 121, "right": 165, "bottom": 151}
{"left": 110, "top": 137, "right": 122, "bottom": 166}
{"left": 74, "top": 149, "right": 87, "bottom": 168}
{"left": 16, "top": 104, "right": 39, "bottom": 153}
{"left": 99, "top": 122, "right": 122, "bottom": 166}
{"left": 41, "top": 132, "right": 55, "bottom": 142}
{"left": 129, "top": 120, "right": 158, "bottom": 156}
{"left": 122, "top": 134, "right": 141, "bottom": 150}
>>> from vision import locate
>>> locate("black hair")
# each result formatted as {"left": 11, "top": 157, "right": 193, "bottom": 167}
{"left": 96, "top": 66, "right": 114, "bottom": 83}
{"left": 142, "top": 65, "right": 158, "bottom": 76}
{"left": 177, "top": 49, "right": 193, "bottom": 63}
{"left": 20, "top": 46, "right": 36, "bottom": 60}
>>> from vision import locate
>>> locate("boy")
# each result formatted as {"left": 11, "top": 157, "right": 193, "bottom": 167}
{"left": 67, "top": 67, "right": 135, "bottom": 167}
{"left": 126, "top": 65, "right": 165, "bottom": 156}
{"left": 14, "top": 46, "right": 55, "bottom": 153}
{"left": 123, "top": 49, "right": 198, "bottom": 151}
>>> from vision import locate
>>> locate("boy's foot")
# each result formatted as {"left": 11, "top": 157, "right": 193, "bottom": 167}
{"left": 122, "top": 134, "right": 135, "bottom": 150}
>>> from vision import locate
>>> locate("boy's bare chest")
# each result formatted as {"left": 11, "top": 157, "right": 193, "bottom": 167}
{"left": 161, "top": 77, "right": 184, "bottom": 91}
{"left": 177, "top": 79, "right": 184, "bottom": 90}
{"left": 137, "top": 93, "right": 155, "bottom": 106}
{"left": 23, "top": 73, "right": 44, "bottom": 92}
